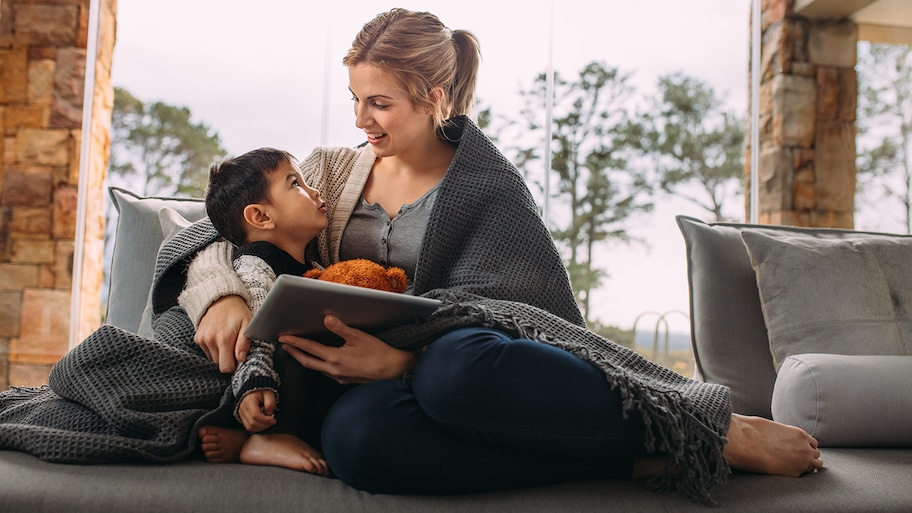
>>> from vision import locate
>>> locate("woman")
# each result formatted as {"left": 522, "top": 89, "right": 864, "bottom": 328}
{"left": 185, "top": 8, "right": 822, "bottom": 502}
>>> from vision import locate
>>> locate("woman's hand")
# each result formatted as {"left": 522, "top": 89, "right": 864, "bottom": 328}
{"left": 194, "top": 295, "right": 252, "bottom": 373}
{"left": 280, "top": 315, "right": 419, "bottom": 384}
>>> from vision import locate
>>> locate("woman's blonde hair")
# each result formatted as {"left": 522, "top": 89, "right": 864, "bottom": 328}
{"left": 343, "top": 8, "right": 481, "bottom": 137}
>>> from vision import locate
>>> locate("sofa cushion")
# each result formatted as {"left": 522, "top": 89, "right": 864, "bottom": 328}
{"left": 676, "top": 216, "right": 778, "bottom": 418}
{"left": 741, "top": 232, "right": 912, "bottom": 370}
{"left": 106, "top": 188, "right": 206, "bottom": 334}
{"left": 772, "top": 354, "right": 912, "bottom": 447}
{"left": 5, "top": 447, "right": 912, "bottom": 513}
{"left": 134, "top": 208, "right": 195, "bottom": 337}
{"left": 675, "top": 215, "right": 912, "bottom": 419}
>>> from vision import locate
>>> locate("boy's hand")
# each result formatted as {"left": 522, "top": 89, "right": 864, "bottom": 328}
{"left": 238, "top": 390, "right": 277, "bottom": 433}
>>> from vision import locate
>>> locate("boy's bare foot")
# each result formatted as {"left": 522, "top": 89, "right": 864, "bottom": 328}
{"left": 723, "top": 414, "right": 823, "bottom": 476}
{"left": 240, "top": 433, "right": 330, "bottom": 476}
{"left": 198, "top": 425, "right": 248, "bottom": 463}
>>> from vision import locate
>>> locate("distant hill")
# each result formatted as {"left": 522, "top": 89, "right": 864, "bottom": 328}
{"left": 633, "top": 330, "right": 691, "bottom": 353}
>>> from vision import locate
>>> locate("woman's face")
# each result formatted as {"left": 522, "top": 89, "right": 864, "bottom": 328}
{"left": 348, "top": 63, "right": 434, "bottom": 159}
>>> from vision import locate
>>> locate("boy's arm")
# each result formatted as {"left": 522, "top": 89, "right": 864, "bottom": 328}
{"left": 230, "top": 254, "right": 281, "bottom": 422}
{"left": 178, "top": 240, "right": 251, "bottom": 328}
{"left": 232, "top": 339, "right": 280, "bottom": 424}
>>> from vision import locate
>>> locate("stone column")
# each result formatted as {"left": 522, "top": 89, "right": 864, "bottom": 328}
{"left": 746, "top": 0, "right": 857, "bottom": 228}
{"left": 0, "top": 0, "right": 116, "bottom": 387}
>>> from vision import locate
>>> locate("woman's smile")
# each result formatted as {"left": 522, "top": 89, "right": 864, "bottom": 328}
{"left": 366, "top": 132, "right": 387, "bottom": 145}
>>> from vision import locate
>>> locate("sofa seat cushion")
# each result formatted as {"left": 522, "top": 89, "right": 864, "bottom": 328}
{"left": 741, "top": 232, "right": 912, "bottom": 370}
{"left": 772, "top": 354, "right": 912, "bottom": 447}
{"left": 4, "top": 448, "right": 912, "bottom": 513}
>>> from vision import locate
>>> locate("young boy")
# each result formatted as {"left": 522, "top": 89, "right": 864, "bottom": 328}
{"left": 191, "top": 147, "right": 329, "bottom": 475}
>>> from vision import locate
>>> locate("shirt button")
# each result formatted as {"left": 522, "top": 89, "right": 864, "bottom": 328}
{"left": 381, "top": 238, "right": 387, "bottom": 244}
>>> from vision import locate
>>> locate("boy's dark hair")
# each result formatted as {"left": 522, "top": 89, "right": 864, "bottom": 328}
{"left": 206, "top": 147, "right": 295, "bottom": 246}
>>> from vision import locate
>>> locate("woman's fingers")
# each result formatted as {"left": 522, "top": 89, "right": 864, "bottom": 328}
{"left": 281, "top": 316, "right": 418, "bottom": 384}
{"left": 195, "top": 295, "right": 252, "bottom": 373}
{"left": 234, "top": 319, "right": 252, "bottom": 363}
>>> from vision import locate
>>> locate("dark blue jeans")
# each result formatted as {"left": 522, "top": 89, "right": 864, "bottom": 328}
{"left": 321, "top": 327, "right": 649, "bottom": 495}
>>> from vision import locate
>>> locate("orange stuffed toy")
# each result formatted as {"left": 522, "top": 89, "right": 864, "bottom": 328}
{"left": 303, "top": 258, "right": 408, "bottom": 293}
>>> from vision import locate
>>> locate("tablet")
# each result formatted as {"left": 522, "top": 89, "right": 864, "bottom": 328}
{"left": 244, "top": 274, "right": 441, "bottom": 346}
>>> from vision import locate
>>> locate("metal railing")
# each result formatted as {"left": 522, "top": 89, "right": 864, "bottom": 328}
{"left": 631, "top": 310, "right": 689, "bottom": 361}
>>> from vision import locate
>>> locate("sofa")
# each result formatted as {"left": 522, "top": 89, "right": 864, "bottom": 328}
{"left": 1, "top": 189, "right": 910, "bottom": 512}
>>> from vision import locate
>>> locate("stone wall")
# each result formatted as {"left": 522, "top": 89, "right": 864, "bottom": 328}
{"left": 0, "top": 0, "right": 116, "bottom": 387}
{"left": 748, "top": 0, "right": 857, "bottom": 228}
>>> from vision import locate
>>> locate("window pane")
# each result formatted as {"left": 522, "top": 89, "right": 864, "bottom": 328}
{"left": 110, "top": 1, "right": 752, "bottom": 374}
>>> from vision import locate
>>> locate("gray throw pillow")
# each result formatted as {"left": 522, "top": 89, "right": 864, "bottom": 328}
{"left": 741, "top": 231, "right": 912, "bottom": 370}
{"left": 134, "top": 208, "right": 194, "bottom": 338}
{"left": 106, "top": 187, "right": 206, "bottom": 333}
{"left": 772, "top": 353, "right": 912, "bottom": 447}
{"left": 676, "top": 216, "right": 785, "bottom": 418}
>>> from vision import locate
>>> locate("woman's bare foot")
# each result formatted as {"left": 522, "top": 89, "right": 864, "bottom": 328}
{"left": 198, "top": 425, "right": 248, "bottom": 463}
{"left": 631, "top": 454, "right": 670, "bottom": 479}
{"left": 724, "top": 414, "right": 823, "bottom": 476}
{"left": 240, "top": 433, "right": 329, "bottom": 476}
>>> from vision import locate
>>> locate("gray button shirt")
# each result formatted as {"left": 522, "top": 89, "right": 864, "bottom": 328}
{"left": 339, "top": 184, "right": 440, "bottom": 293}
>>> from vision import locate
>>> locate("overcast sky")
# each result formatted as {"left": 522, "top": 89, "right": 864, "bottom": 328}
{"left": 110, "top": 0, "right": 753, "bottom": 333}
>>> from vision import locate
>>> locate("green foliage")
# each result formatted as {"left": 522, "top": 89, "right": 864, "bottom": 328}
{"left": 588, "top": 321, "right": 634, "bottom": 348}
{"left": 642, "top": 72, "right": 744, "bottom": 222}
{"left": 101, "top": 88, "right": 228, "bottom": 309}
{"left": 856, "top": 43, "right": 912, "bottom": 233}
{"left": 109, "top": 87, "right": 228, "bottom": 197}
{"left": 508, "top": 62, "right": 654, "bottom": 323}
{"left": 482, "top": 66, "right": 743, "bottom": 328}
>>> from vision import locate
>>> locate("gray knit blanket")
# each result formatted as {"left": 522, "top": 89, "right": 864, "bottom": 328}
{"left": 0, "top": 220, "right": 235, "bottom": 464}
{"left": 0, "top": 118, "right": 733, "bottom": 503}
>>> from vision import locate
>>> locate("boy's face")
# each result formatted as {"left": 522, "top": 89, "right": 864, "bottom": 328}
{"left": 263, "top": 161, "right": 328, "bottom": 246}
